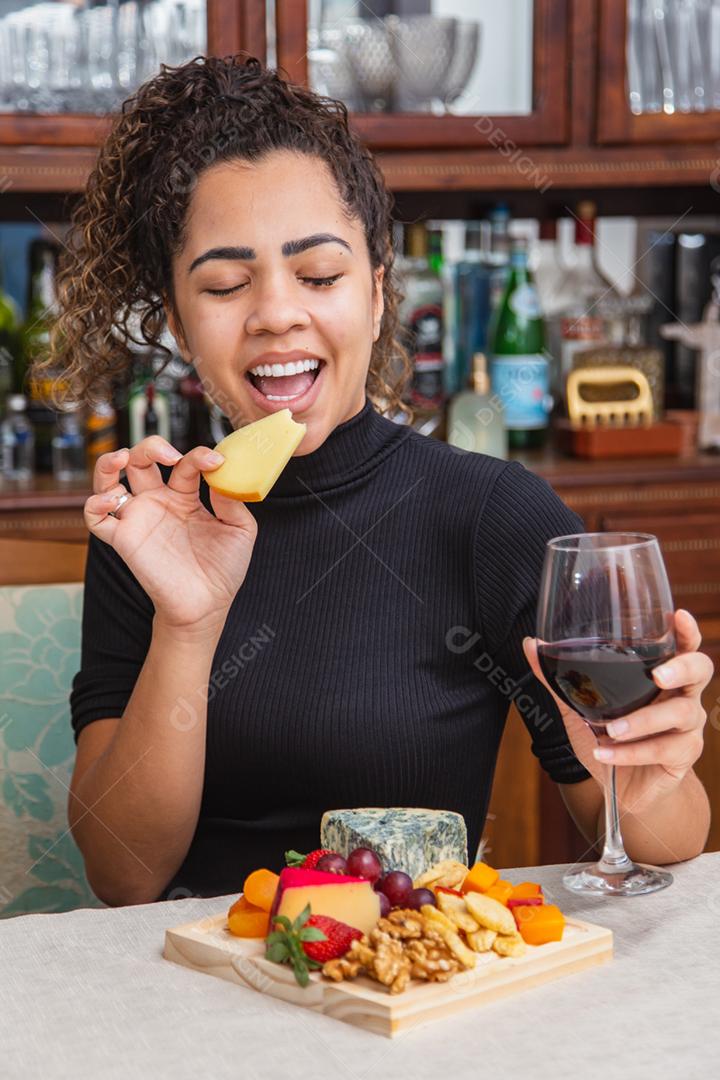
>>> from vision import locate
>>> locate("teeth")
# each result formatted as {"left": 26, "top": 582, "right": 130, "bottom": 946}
{"left": 266, "top": 392, "right": 305, "bottom": 401}
{"left": 249, "top": 358, "right": 320, "bottom": 377}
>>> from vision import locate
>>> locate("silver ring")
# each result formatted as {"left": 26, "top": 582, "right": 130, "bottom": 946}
{"left": 107, "top": 492, "right": 131, "bottom": 519}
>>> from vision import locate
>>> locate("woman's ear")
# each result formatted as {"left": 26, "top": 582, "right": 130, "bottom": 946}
{"left": 162, "top": 294, "right": 188, "bottom": 356}
{"left": 372, "top": 266, "right": 385, "bottom": 342}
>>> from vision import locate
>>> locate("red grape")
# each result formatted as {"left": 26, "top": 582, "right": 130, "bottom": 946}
{"left": 315, "top": 853, "right": 348, "bottom": 875}
{"left": 405, "top": 888, "right": 437, "bottom": 911}
{"left": 346, "top": 847, "right": 382, "bottom": 883}
{"left": 377, "top": 891, "right": 391, "bottom": 918}
{"left": 379, "top": 870, "right": 413, "bottom": 907}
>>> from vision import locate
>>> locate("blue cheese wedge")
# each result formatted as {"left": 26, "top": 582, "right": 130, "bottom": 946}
{"left": 320, "top": 807, "right": 468, "bottom": 882}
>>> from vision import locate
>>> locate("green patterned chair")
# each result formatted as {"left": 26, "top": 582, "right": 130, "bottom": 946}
{"left": 0, "top": 583, "right": 104, "bottom": 917}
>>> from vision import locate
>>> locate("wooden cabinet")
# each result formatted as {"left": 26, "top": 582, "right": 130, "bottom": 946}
{"left": 0, "top": 476, "right": 88, "bottom": 586}
{"left": 486, "top": 450, "right": 720, "bottom": 870}
{"left": 1, "top": 1, "right": 719, "bottom": 202}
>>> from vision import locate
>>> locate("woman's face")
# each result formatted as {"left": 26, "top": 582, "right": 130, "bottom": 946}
{"left": 167, "top": 149, "right": 384, "bottom": 454}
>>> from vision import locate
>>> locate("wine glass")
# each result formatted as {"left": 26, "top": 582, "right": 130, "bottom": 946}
{"left": 537, "top": 532, "right": 676, "bottom": 896}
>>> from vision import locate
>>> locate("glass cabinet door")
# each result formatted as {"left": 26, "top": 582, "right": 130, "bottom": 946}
{"left": 276, "top": 0, "right": 569, "bottom": 148}
{"left": 597, "top": 0, "right": 720, "bottom": 143}
{"left": 0, "top": 0, "right": 207, "bottom": 115}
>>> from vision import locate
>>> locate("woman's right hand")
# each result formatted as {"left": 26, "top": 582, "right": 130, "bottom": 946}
{"left": 84, "top": 436, "right": 258, "bottom": 635}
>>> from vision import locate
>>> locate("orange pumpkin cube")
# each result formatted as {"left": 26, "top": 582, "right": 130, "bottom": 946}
{"left": 243, "top": 868, "right": 280, "bottom": 912}
{"left": 515, "top": 903, "right": 565, "bottom": 946}
{"left": 510, "top": 881, "right": 543, "bottom": 901}
{"left": 484, "top": 879, "right": 513, "bottom": 905}
{"left": 227, "top": 896, "right": 270, "bottom": 938}
{"left": 461, "top": 861, "right": 500, "bottom": 895}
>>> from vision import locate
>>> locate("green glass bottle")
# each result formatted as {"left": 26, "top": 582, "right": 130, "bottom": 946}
{"left": 488, "top": 240, "right": 550, "bottom": 451}
{"left": 0, "top": 264, "right": 21, "bottom": 415}
{"left": 22, "top": 240, "right": 63, "bottom": 472}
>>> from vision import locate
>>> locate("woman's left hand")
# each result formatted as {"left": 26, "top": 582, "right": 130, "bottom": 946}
{"left": 523, "top": 609, "right": 714, "bottom": 815}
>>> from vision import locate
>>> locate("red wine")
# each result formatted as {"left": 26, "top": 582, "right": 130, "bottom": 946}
{"left": 538, "top": 638, "right": 674, "bottom": 723}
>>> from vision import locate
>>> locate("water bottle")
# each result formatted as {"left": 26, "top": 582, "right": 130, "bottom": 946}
{"left": 1, "top": 394, "right": 35, "bottom": 480}
{"left": 52, "top": 407, "right": 86, "bottom": 481}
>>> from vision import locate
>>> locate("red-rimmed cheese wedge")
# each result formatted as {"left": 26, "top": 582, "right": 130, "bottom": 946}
{"left": 270, "top": 867, "right": 381, "bottom": 936}
{"left": 202, "top": 409, "right": 306, "bottom": 501}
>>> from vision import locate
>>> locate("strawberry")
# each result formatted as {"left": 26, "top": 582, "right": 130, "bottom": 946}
{"left": 285, "top": 848, "right": 335, "bottom": 870}
{"left": 265, "top": 904, "right": 362, "bottom": 987}
{"left": 301, "top": 914, "right": 363, "bottom": 964}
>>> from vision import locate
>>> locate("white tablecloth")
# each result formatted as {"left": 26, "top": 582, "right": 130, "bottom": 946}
{"left": 1, "top": 853, "right": 719, "bottom": 1079}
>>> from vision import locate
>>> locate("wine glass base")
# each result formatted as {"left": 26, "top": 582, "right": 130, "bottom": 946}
{"left": 562, "top": 861, "right": 673, "bottom": 897}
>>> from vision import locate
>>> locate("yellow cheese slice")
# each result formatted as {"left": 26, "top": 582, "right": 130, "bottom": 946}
{"left": 276, "top": 879, "right": 381, "bottom": 936}
{"left": 202, "top": 408, "right": 306, "bottom": 501}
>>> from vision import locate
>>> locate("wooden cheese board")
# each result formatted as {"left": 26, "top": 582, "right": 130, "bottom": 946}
{"left": 163, "top": 908, "right": 613, "bottom": 1038}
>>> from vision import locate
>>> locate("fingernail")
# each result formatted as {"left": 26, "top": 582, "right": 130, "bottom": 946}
{"left": 163, "top": 450, "right": 183, "bottom": 463}
{"left": 522, "top": 636, "right": 533, "bottom": 648}
{"left": 607, "top": 719, "right": 629, "bottom": 737}
{"left": 594, "top": 747, "right": 615, "bottom": 762}
{"left": 655, "top": 664, "right": 675, "bottom": 686}
{"left": 205, "top": 451, "right": 224, "bottom": 465}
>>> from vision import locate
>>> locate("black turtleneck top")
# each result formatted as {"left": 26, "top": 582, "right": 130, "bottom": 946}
{"left": 70, "top": 399, "right": 591, "bottom": 900}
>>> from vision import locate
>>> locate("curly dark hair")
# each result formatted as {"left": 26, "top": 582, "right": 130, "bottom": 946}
{"left": 41, "top": 54, "right": 411, "bottom": 417}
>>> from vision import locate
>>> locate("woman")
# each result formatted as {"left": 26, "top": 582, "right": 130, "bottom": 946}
{"left": 51, "top": 56, "right": 711, "bottom": 905}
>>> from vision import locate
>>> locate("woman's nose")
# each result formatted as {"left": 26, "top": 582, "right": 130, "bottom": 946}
{"left": 244, "top": 274, "right": 312, "bottom": 336}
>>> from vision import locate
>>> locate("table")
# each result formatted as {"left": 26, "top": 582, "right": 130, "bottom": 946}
{"left": 1, "top": 854, "right": 719, "bottom": 1079}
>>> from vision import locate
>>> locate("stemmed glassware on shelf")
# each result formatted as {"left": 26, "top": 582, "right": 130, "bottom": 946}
{"left": 0, "top": 0, "right": 207, "bottom": 115}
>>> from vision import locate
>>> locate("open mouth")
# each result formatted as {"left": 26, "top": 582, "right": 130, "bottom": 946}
{"left": 246, "top": 358, "right": 325, "bottom": 402}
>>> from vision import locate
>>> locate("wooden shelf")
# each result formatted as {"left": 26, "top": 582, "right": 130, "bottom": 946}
{"left": 1, "top": 141, "right": 719, "bottom": 199}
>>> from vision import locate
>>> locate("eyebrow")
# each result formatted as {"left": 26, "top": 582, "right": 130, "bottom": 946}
{"left": 188, "top": 233, "right": 352, "bottom": 274}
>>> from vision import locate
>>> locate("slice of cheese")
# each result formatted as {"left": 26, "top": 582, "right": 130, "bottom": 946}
{"left": 202, "top": 408, "right": 306, "bottom": 501}
{"left": 320, "top": 807, "right": 468, "bottom": 883}
{"left": 273, "top": 868, "right": 380, "bottom": 935}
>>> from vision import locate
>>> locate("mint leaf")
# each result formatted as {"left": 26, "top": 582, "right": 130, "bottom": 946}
{"left": 266, "top": 942, "right": 289, "bottom": 964}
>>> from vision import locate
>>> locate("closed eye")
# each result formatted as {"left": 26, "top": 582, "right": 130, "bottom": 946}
{"left": 205, "top": 274, "right": 343, "bottom": 297}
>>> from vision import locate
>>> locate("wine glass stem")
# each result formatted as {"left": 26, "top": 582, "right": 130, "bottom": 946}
{"left": 597, "top": 765, "right": 635, "bottom": 874}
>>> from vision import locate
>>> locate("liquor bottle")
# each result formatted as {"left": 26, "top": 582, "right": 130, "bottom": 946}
{"left": 1, "top": 394, "right": 34, "bottom": 480}
{"left": 128, "top": 375, "right": 171, "bottom": 443}
{"left": 22, "top": 240, "right": 66, "bottom": 472}
{"left": 486, "top": 203, "right": 512, "bottom": 315}
{"left": 21, "top": 239, "right": 59, "bottom": 396}
{"left": 0, "top": 264, "right": 21, "bottom": 413}
{"left": 156, "top": 353, "right": 192, "bottom": 453}
{"left": 86, "top": 398, "right": 118, "bottom": 469}
{"left": 448, "top": 222, "right": 494, "bottom": 399}
{"left": 0, "top": 344, "right": 12, "bottom": 420}
{"left": 144, "top": 384, "right": 159, "bottom": 436}
{"left": 52, "top": 406, "right": 86, "bottom": 482}
{"left": 447, "top": 352, "right": 507, "bottom": 459}
{"left": 180, "top": 365, "right": 212, "bottom": 449}
{"left": 427, "top": 225, "right": 443, "bottom": 276}
{"left": 531, "top": 219, "right": 569, "bottom": 319}
{"left": 398, "top": 223, "right": 445, "bottom": 429}
{"left": 488, "top": 240, "right": 551, "bottom": 451}
{"left": 552, "top": 202, "right": 614, "bottom": 387}
{"left": 439, "top": 220, "right": 468, "bottom": 399}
